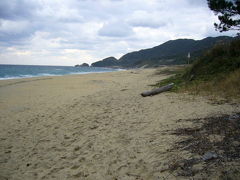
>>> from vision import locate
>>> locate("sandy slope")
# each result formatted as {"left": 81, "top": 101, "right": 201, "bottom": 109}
{"left": 0, "top": 69, "right": 239, "bottom": 180}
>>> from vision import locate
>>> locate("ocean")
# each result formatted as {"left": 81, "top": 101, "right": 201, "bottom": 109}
{"left": 0, "top": 64, "right": 120, "bottom": 80}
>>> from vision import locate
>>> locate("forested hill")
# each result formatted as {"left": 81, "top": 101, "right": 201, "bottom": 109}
{"left": 91, "top": 36, "right": 233, "bottom": 68}
{"left": 118, "top": 36, "right": 233, "bottom": 67}
{"left": 91, "top": 57, "right": 118, "bottom": 67}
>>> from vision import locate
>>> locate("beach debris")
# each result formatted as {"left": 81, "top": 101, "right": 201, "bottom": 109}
{"left": 89, "top": 125, "right": 98, "bottom": 130}
{"left": 120, "top": 88, "right": 128, "bottom": 91}
{"left": 202, "top": 152, "right": 218, "bottom": 161}
{"left": 130, "top": 71, "right": 139, "bottom": 74}
{"left": 141, "top": 83, "right": 174, "bottom": 97}
{"left": 5, "top": 150, "right": 11, "bottom": 154}
{"left": 64, "top": 134, "right": 70, "bottom": 139}
{"left": 228, "top": 114, "right": 240, "bottom": 121}
{"left": 167, "top": 113, "right": 240, "bottom": 177}
{"left": 74, "top": 146, "right": 80, "bottom": 151}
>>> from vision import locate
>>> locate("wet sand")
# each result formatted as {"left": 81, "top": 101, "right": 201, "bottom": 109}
{"left": 0, "top": 69, "right": 239, "bottom": 180}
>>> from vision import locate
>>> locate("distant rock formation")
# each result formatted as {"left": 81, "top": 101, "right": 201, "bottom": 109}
{"left": 75, "top": 63, "right": 89, "bottom": 67}
{"left": 91, "top": 57, "right": 119, "bottom": 67}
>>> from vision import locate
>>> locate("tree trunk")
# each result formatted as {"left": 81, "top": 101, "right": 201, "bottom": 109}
{"left": 141, "top": 83, "right": 174, "bottom": 97}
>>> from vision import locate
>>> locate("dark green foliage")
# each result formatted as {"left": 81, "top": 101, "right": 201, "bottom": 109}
{"left": 207, "top": 0, "right": 240, "bottom": 33}
{"left": 91, "top": 57, "right": 118, "bottom": 67}
{"left": 155, "top": 39, "right": 240, "bottom": 95}
{"left": 184, "top": 39, "right": 240, "bottom": 81}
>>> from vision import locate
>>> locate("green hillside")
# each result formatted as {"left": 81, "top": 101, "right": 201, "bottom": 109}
{"left": 91, "top": 36, "right": 233, "bottom": 68}
{"left": 156, "top": 38, "right": 240, "bottom": 100}
{"left": 118, "top": 36, "right": 233, "bottom": 67}
{"left": 91, "top": 57, "right": 118, "bottom": 67}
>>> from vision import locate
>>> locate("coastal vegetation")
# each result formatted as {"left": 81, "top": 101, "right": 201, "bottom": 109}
{"left": 155, "top": 38, "right": 240, "bottom": 101}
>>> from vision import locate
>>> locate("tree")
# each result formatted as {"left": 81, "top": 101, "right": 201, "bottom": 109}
{"left": 207, "top": 0, "right": 240, "bottom": 33}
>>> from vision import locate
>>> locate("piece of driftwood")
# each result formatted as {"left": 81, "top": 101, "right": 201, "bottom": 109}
{"left": 141, "top": 83, "right": 174, "bottom": 97}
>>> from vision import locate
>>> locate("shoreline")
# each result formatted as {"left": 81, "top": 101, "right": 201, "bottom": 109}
{"left": 0, "top": 64, "right": 123, "bottom": 81}
{"left": 0, "top": 70, "right": 131, "bottom": 88}
{"left": 0, "top": 68, "right": 239, "bottom": 179}
{"left": 0, "top": 71, "right": 119, "bottom": 81}
{"left": 0, "top": 71, "right": 124, "bottom": 81}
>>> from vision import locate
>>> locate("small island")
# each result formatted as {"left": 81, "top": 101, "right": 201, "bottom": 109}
{"left": 74, "top": 63, "right": 89, "bottom": 67}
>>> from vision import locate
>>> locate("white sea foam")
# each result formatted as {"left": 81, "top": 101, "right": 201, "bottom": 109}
{"left": 0, "top": 73, "right": 60, "bottom": 80}
{"left": 0, "top": 70, "right": 123, "bottom": 80}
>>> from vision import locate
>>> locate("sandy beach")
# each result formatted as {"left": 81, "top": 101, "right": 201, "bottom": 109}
{"left": 0, "top": 68, "right": 239, "bottom": 180}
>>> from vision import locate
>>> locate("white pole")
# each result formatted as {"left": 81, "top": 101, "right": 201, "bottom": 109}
{"left": 187, "top": 52, "right": 190, "bottom": 64}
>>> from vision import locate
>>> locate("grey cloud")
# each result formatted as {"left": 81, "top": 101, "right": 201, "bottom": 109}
{"left": 58, "top": 16, "right": 84, "bottom": 23}
{"left": 0, "top": 0, "right": 235, "bottom": 65}
{"left": 127, "top": 11, "right": 167, "bottom": 28}
{"left": 0, "top": 0, "right": 42, "bottom": 44}
{"left": 0, "top": 33, "right": 28, "bottom": 47}
{"left": 0, "top": 19, "right": 42, "bottom": 46}
{"left": 98, "top": 22, "right": 134, "bottom": 37}
{"left": 186, "top": 0, "right": 207, "bottom": 6}
{"left": 129, "top": 20, "right": 166, "bottom": 28}
{"left": 0, "top": 0, "right": 39, "bottom": 20}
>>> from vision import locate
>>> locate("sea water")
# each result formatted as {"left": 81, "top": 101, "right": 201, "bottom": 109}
{"left": 0, "top": 64, "right": 119, "bottom": 80}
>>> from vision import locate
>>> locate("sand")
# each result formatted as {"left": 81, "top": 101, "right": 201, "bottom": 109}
{"left": 0, "top": 68, "right": 239, "bottom": 180}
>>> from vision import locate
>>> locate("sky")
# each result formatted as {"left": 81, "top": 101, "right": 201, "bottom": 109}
{"left": 0, "top": 0, "right": 235, "bottom": 66}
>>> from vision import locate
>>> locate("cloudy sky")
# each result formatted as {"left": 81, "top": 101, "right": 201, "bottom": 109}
{"left": 0, "top": 0, "right": 235, "bottom": 66}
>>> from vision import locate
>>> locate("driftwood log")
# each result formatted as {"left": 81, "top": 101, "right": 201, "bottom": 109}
{"left": 141, "top": 83, "right": 174, "bottom": 97}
